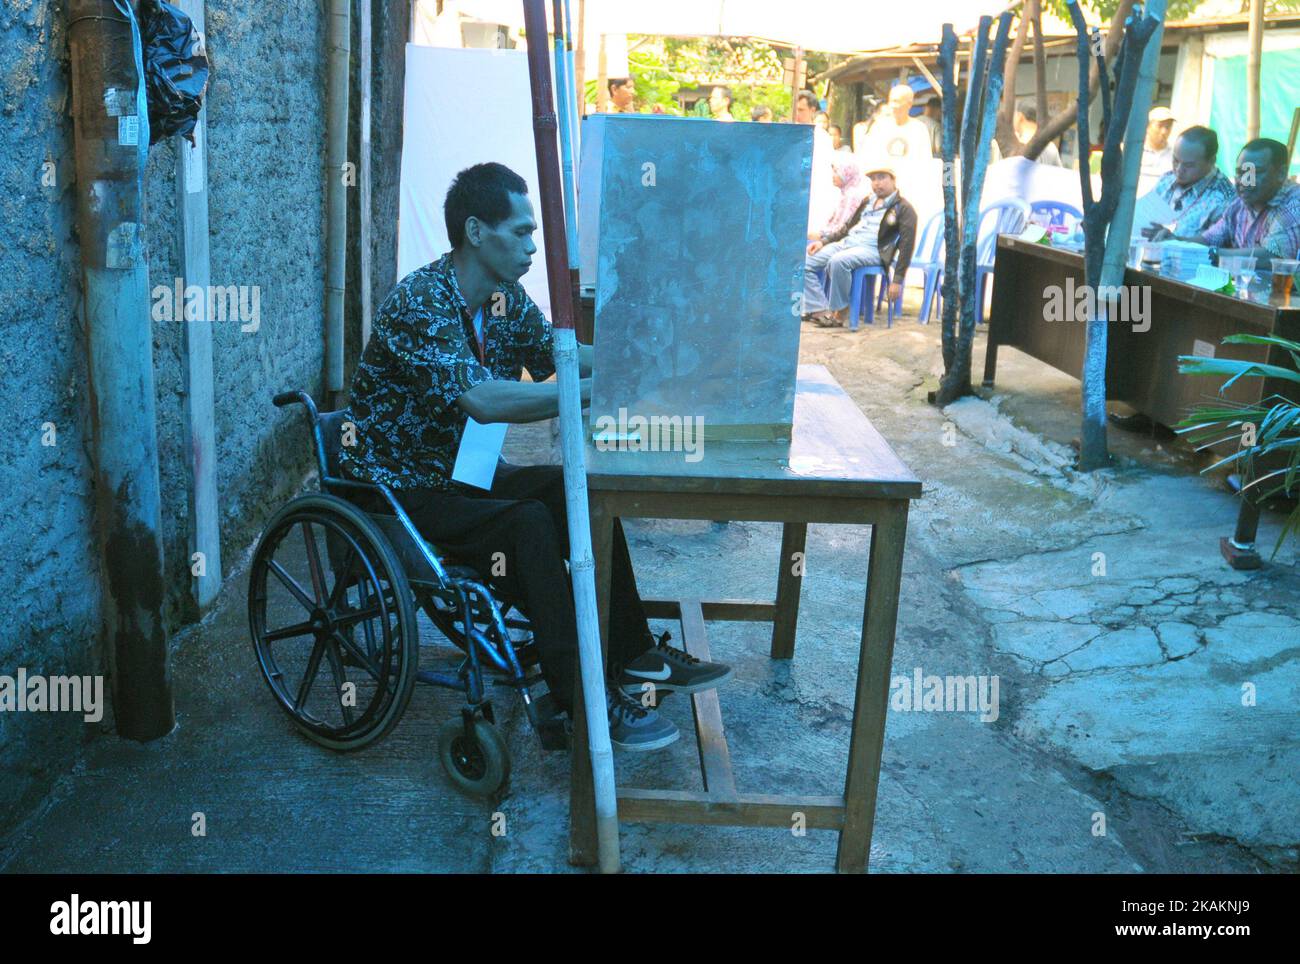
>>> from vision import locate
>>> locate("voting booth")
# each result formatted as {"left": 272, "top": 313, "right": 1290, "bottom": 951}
{"left": 581, "top": 115, "right": 813, "bottom": 442}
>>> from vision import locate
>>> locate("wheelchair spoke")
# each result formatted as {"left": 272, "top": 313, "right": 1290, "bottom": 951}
{"left": 301, "top": 522, "right": 327, "bottom": 604}
{"left": 326, "top": 543, "right": 357, "bottom": 609}
{"left": 357, "top": 579, "right": 379, "bottom": 662}
{"left": 331, "top": 630, "right": 381, "bottom": 681}
{"left": 334, "top": 604, "right": 383, "bottom": 628}
{"left": 263, "top": 619, "right": 315, "bottom": 643}
{"left": 293, "top": 636, "right": 328, "bottom": 711}
{"left": 268, "top": 558, "right": 317, "bottom": 614}
{"left": 323, "top": 638, "right": 355, "bottom": 727}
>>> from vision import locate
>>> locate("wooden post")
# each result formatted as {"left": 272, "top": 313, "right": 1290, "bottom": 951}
{"left": 360, "top": 0, "right": 373, "bottom": 350}
{"left": 575, "top": 0, "right": 587, "bottom": 118}
{"left": 324, "top": 0, "right": 350, "bottom": 401}
{"left": 173, "top": 0, "right": 222, "bottom": 611}
{"left": 596, "top": 33, "right": 609, "bottom": 112}
{"left": 792, "top": 45, "right": 804, "bottom": 107}
{"left": 1247, "top": 0, "right": 1264, "bottom": 142}
{"left": 68, "top": 0, "right": 175, "bottom": 740}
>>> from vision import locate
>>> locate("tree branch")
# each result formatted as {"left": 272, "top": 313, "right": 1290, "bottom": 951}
{"left": 1023, "top": 0, "right": 1136, "bottom": 160}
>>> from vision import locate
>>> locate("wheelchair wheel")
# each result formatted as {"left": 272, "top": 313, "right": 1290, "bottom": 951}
{"left": 248, "top": 493, "right": 418, "bottom": 751}
{"left": 437, "top": 717, "right": 510, "bottom": 798}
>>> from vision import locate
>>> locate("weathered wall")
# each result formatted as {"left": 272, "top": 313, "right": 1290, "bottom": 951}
{"left": 0, "top": 0, "right": 405, "bottom": 838}
{"left": 0, "top": 0, "right": 100, "bottom": 835}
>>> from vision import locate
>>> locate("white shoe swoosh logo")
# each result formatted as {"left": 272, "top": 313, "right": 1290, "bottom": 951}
{"left": 624, "top": 665, "right": 672, "bottom": 681}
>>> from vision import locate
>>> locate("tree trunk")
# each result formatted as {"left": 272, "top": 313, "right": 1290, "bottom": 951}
{"left": 1023, "top": 0, "right": 1136, "bottom": 161}
{"left": 936, "top": 13, "right": 1015, "bottom": 406}
{"left": 937, "top": 26, "right": 961, "bottom": 377}
{"left": 995, "top": 8, "right": 1030, "bottom": 158}
{"left": 1031, "top": 0, "right": 1047, "bottom": 125}
{"left": 1067, "top": 0, "right": 1162, "bottom": 471}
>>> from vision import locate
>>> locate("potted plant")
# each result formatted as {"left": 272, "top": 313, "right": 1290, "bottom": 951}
{"left": 1178, "top": 333, "right": 1300, "bottom": 557}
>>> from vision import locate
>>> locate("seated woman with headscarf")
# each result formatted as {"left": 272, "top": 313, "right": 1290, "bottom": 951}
{"left": 808, "top": 156, "right": 871, "bottom": 242}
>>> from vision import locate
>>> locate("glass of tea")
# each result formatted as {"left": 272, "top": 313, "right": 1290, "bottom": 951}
{"left": 1271, "top": 259, "right": 1299, "bottom": 307}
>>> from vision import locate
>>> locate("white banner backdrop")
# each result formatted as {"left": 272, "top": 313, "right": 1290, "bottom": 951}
{"left": 398, "top": 44, "right": 555, "bottom": 318}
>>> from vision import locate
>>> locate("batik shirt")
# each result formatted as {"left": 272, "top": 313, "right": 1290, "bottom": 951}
{"left": 1149, "top": 168, "right": 1235, "bottom": 236}
{"left": 1201, "top": 181, "right": 1300, "bottom": 260}
{"left": 339, "top": 252, "right": 555, "bottom": 491}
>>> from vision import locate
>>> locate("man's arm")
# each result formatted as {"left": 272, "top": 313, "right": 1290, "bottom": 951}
{"left": 458, "top": 377, "right": 592, "bottom": 424}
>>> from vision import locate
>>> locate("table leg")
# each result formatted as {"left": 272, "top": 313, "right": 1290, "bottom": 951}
{"left": 836, "top": 500, "right": 909, "bottom": 873}
{"left": 568, "top": 495, "right": 616, "bottom": 866}
{"left": 770, "top": 522, "right": 807, "bottom": 659}
{"left": 981, "top": 325, "right": 1000, "bottom": 388}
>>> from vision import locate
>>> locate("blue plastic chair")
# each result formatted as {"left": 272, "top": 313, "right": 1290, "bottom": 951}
{"left": 847, "top": 262, "right": 901, "bottom": 329}
{"left": 903, "top": 210, "right": 946, "bottom": 324}
{"left": 976, "top": 198, "right": 1031, "bottom": 324}
{"left": 1029, "top": 199, "right": 1083, "bottom": 231}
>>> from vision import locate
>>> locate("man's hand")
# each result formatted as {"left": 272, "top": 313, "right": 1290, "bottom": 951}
{"left": 888, "top": 282, "right": 902, "bottom": 302}
{"left": 1141, "top": 222, "right": 1170, "bottom": 240}
{"left": 807, "top": 240, "right": 824, "bottom": 255}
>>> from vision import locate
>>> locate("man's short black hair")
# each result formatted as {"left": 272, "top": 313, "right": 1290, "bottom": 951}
{"left": 796, "top": 89, "right": 818, "bottom": 112}
{"left": 751, "top": 104, "right": 772, "bottom": 122}
{"left": 444, "top": 162, "right": 528, "bottom": 249}
{"left": 714, "top": 84, "right": 732, "bottom": 105}
{"left": 1017, "top": 103, "right": 1037, "bottom": 125}
{"left": 607, "top": 76, "right": 632, "bottom": 94}
{"left": 1239, "top": 137, "right": 1290, "bottom": 171}
{"left": 1178, "top": 125, "right": 1218, "bottom": 161}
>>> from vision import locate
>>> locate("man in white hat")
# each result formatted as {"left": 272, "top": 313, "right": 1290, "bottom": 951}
{"left": 801, "top": 159, "right": 918, "bottom": 327}
{"left": 1139, "top": 106, "right": 1176, "bottom": 195}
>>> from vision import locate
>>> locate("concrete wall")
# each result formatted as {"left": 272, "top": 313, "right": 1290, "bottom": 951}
{"left": 0, "top": 0, "right": 406, "bottom": 837}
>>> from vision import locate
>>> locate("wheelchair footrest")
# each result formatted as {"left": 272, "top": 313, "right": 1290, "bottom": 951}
{"left": 529, "top": 693, "right": 571, "bottom": 752}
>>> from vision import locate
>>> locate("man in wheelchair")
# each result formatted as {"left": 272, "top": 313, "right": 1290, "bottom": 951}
{"left": 339, "top": 162, "right": 731, "bottom": 751}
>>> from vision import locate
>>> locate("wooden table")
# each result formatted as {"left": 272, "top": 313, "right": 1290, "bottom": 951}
{"left": 568, "top": 364, "right": 922, "bottom": 873}
{"left": 984, "top": 236, "right": 1300, "bottom": 430}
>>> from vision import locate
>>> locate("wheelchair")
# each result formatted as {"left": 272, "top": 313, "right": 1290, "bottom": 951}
{"left": 247, "top": 390, "right": 569, "bottom": 799}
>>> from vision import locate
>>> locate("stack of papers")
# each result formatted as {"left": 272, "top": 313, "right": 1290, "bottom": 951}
{"left": 1160, "top": 241, "right": 1212, "bottom": 281}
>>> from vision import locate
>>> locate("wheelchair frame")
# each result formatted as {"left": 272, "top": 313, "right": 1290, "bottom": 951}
{"left": 248, "top": 390, "right": 566, "bottom": 797}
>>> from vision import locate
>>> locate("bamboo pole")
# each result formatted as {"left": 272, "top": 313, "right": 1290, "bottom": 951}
{"left": 1247, "top": 0, "right": 1264, "bottom": 142}
{"left": 522, "top": 0, "right": 620, "bottom": 875}
{"left": 553, "top": 0, "right": 582, "bottom": 341}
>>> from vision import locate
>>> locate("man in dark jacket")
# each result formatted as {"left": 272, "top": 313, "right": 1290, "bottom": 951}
{"left": 801, "top": 160, "right": 918, "bottom": 327}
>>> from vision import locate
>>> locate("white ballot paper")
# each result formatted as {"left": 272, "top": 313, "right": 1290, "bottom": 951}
{"left": 452, "top": 418, "right": 508, "bottom": 490}
{"left": 1132, "top": 190, "right": 1178, "bottom": 240}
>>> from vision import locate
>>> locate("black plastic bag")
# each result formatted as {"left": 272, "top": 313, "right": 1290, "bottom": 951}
{"left": 140, "top": 0, "right": 209, "bottom": 145}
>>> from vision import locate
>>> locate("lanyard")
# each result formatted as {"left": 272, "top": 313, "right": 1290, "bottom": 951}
{"left": 464, "top": 306, "right": 486, "bottom": 364}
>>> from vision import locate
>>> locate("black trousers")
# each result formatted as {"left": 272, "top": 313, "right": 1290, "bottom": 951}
{"left": 349, "top": 464, "right": 651, "bottom": 713}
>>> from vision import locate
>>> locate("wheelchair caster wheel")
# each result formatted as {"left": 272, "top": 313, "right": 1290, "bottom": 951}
{"left": 438, "top": 718, "right": 510, "bottom": 798}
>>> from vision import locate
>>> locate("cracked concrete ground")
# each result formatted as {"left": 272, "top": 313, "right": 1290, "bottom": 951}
{"left": 3, "top": 313, "right": 1296, "bottom": 873}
